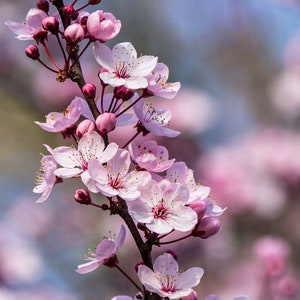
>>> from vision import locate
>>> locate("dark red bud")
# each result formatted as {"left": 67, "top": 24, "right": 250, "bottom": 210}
{"left": 82, "top": 83, "right": 96, "bottom": 99}
{"left": 89, "top": 0, "right": 101, "bottom": 4}
{"left": 74, "top": 189, "right": 91, "bottom": 205}
{"left": 166, "top": 250, "right": 178, "bottom": 261}
{"left": 25, "top": 45, "right": 40, "bottom": 60}
{"left": 114, "top": 85, "right": 134, "bottom": 101}
{"left": 142, "top": 88, "right": 154, "bottom": 98}
{"left": 62, "top": 5, "right": 77, "bottom": 19}
{"left": 36, "top": 0, "right": 49, "bottom": 13}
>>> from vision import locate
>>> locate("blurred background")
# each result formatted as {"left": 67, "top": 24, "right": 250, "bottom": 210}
{"left": 1, "top": 0, "right": 300, "bottom": 299}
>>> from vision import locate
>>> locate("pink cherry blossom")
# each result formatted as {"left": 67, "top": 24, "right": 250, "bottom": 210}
{"left": 145, "top": 63, "right": 181, "bottom": 99}
{"left": 93, "top": 42, "right": 158, "bottom": 89}
{"left": 87, "top": 10, "right": 121, "bottom": 42}
{"left": 76, "top": 225, "right": 126, "bottom": 274}
{"left": 88, "top": 149, "right": 151, "bottom": 200}
{"left": 50, "top": 131, "right": 118, "bottom": 190}
{"left": 5, "top": 8, "right": 48, "bottom": 42}
{"left": 137, "top": 253, "right": 204, "bottom": 299}
{"left": 128, "top": 140, "right": 174, "bottom": 172}
{"left": 166, "top": 162, "right": 210, "bottom": 203}
{"left": 134, "top": 99, "right": 180, "bottom": 137}
{"left": 34, "top": 96, "right": 82, "bottom": 133}
{"left": 128, "top": 179, "right": 198, "bottom": 234}
{"left": 33, "top": 154, "right": 58, "bottom": 203}
{"left": 254, "top": 236, "right": 291, "bottom": 277}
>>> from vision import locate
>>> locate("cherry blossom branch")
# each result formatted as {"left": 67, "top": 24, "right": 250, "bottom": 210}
{"left": 115, "top": 197, "right": 153, "bottom": 268}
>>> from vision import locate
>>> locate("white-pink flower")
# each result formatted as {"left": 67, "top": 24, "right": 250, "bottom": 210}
{"left": 87, "top": 10, "right": 121, "bottom": 42}
{"left": 93, "top": 42, "right": 158, "bottom": 89}
{"left": 145, "top": 63, "right": 181, "bottom": 99}
{"left": 134, "top": 99, "right": 180, "bottom": 137}
{"left": 88, "top": 149, "right": 151, "bottom": 201}
{"left": 50, "top": 131, "right": 118, "bottom": 190}
{"left": 35, "top": 96, "right": 82, "bottom": 133}
{"left": 128, "top": 180, "right": 198, "bottom": 234}
{"left": 5, "top": 8, "right": 48, "bottom": 42}
{"left": 128, "top": 140, "right": 174, "bottom": 173}
{"left": 138, "top": 253, "right": 204, "bottom": 299}
{"left": 76, "top": 225, "right": 126, "bottom": 274}
{"left": 166, "top": 162, "right": 210, "bottom": 203}
{"left": 33, "top": 154, "right": 58, "bottom": 203}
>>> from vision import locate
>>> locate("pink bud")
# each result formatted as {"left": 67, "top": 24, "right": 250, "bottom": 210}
{"left": 189, "top": 200, "right": 206, "bottom": 220}
{"left": 64, "top": 23, "right": 85, "bottom": 44}
{"left": 36, "top": 0, "right": 49, "bottom": 13}
{"left": 96, "top": 113, "right": 116, "bottom": 134}
{"left": 87, "top": 10, "right": 121, "bottom": 42}
{"left": 82, "top": 83, "right": 96, "bottom": 99}
{"left": 277, "top": 275, "right": 298, "bottom": 296}
{"left": 181, "top": 291, "right": 198, "bottom": 300}
{"left": 114, "top": 85, "right": 134, "bottom": 101}
{"left": 74, "top": 189, "right": 91, "bottom": 205}
{"left": 25, "top": 45, "right": 40, "bottom": 60}
{"left": 192, "top": 217, "right": 220, "bottom": 239}
{"left": 42, "top": 16, "right": 59, "bottom": 35}
{"left": 76, "top": 120, "right": 95, "bottom": 138}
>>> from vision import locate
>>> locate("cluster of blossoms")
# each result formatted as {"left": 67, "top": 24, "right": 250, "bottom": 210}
{"left": 6, "top": 1, "right": 249, "bottom": 299}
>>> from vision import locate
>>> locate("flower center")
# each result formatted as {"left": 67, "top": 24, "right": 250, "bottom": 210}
{"left": 161, "top": 275, "right": 177, "bottom": 293}
{"left": 153, "top": 201, "right": 168, "bottom": 219}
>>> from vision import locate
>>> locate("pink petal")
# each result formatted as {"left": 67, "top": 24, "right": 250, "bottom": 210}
{"left": 93, "top": 42, "right": 115, "bottom": 71}
{"left": 76, "top": 260, "right": 101, "bottom": 274}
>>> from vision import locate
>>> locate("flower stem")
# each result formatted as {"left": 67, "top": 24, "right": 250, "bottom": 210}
{"left": 115, "top": 264, "right": 141, "bottom": 291}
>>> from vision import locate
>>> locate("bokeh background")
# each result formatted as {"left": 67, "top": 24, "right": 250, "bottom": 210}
{"left": 1, "top": 0, "right": 300, "bottom": 299}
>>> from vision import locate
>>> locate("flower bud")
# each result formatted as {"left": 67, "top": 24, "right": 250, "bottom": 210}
{"left": 36, "top": 0, "right": 49, "bottom": 13}
{"left": 76, "top": 120, "right": 95, "bottom": 138}
{"left": 64, "top": 23, "right": 85, "bottom": 44}
{"left": 189, "top": 200, "right": 206, "bottom": 220}
{"left": 192, "top": 217, "right": 220, "bottom": 239}
{"left": 62, "top": 5, "right": 77, "bottom": 19}
{"left": 181, "top": 291, "right": 198, "bottom": 300}
{"left": 166, "top": 250, "right": 178, "bottom": 261}
{"left": 42, "top": 16, "right": 59, "bottom": 35}
{"left": 82, "top": 83, "right": 96, "bottom": 99}
{"left": 74, "top": 189, "right": 91, "bottom": 205}
{"left": 96, "top": 113, "right": 116, "bottom": 134}
{"left": 25, "top": 45, "right": 40, "bottom": 60}
{"left": 89, "top": 0, "right": 101, "bottom": 4}
{"left": 114, "top": 85, "right": 134, "bottom": 101}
